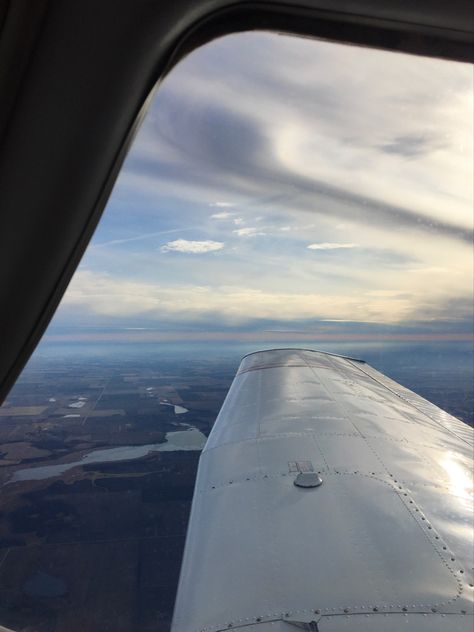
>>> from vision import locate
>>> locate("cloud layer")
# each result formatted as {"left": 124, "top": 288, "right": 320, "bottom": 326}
{"left": 62, "top": 270, "right": 416, "bottom": 324}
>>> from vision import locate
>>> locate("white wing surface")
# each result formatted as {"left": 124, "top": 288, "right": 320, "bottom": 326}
{"left": 171, "top": 349, "right": 473, "bottom": 631}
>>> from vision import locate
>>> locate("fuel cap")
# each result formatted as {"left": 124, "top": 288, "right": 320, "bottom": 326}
{"left": 294, "top": 472, "right": 323, "bottom": 488}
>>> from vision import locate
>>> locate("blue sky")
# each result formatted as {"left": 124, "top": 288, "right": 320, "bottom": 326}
{"left": 48, "top": 32, "right": 473, "bottom": 340}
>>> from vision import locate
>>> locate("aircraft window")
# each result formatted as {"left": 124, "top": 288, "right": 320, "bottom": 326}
{"left": 0, "top": 32, "right": 472, "bottom": 631}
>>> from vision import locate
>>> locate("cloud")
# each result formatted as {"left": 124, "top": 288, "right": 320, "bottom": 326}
{"left": 210, "top": 211, "right": 233, "bottom": 219}
{"left": 160, "top": 239, "right": 224, "bottom": 253}
{"left": 233, "top": 227, "right": 266, "bottom": 237}
{"left": 61, "top": 271, "right": 412, "bottom": 323}
{"left": 126, "top": 89, "right": 472, "bottom": 244}
{"left": 379, "top": 134, "right": 440, "bottom": 158}
{"left": 307, "top": 242, "right": 358, "bottom": 250}
{"left": 60, "top": 269, "right": 473, "bottom": 328}
{"left": 365, "top": 290, "right": 410, "bottom": 298}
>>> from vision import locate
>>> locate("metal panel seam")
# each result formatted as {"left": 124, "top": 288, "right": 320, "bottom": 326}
{"left": 347, "top": 360, "right": 473, "bottom": 447}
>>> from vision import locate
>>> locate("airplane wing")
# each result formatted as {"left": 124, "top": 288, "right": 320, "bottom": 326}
{"left": 171, "top": 348, "right": 473, "bottom": 631}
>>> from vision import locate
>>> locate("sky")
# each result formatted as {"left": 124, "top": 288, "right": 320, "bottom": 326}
{"left": 47, "top": 32, "right": 473, "bottom": 342}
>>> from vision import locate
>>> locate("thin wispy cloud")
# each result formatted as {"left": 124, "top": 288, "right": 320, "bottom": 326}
{"left": 210, "top": 211, "right": 233, "bottom": 219}
{"left": 93, "top": 228, "right": 186, "bottom": 247}
{"left": 160, "top": 239, "right": 224, "bottom": 253}
{"left": 307, "top": 243, "right": 358, "bottom": 250}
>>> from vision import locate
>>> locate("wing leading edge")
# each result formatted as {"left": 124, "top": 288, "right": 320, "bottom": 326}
{"left": 171, "top": 349, "right": 473, "bottom": 631}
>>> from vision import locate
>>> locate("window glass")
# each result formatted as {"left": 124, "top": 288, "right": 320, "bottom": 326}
{"left": 0, "top": 32, "right": 472, "bottom": 631}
